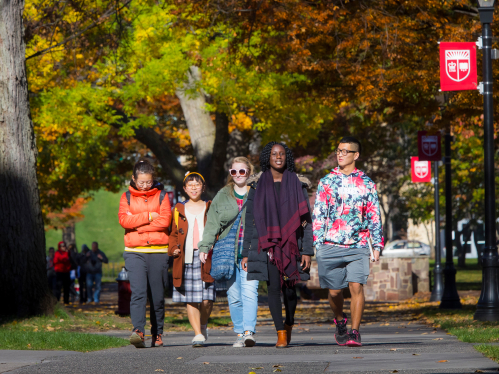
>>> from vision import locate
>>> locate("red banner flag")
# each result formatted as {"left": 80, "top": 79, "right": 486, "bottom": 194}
{"left": 411, "top": 157, "right": 431, "bottom": 183}
{"left": 440, "top": 42, "right": 477, "bottom": 91}
{"left": 418, "top": 131, "right": 441, "bottom": 161}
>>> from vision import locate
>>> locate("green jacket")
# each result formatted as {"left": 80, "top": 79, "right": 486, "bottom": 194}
{"left": 198, "top": 185, "right": 247, "bottom": 264}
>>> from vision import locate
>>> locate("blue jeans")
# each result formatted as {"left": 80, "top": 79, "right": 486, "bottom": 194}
{"left": 227, "top": 260, "right": 259, "bottom": 334}
{"left": 87, "top": 273, "right": 102, "bottom": 302}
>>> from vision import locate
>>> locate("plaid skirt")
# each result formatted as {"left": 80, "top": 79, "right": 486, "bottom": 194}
{"left": 172, "top": 250, "right": 216, "bottom": 303}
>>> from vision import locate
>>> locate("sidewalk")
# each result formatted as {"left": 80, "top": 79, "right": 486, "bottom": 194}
{"left": 5, "top": 321, "right": 498, "bottom": 374}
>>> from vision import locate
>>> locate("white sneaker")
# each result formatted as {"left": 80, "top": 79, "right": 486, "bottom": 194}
{"left": 192, "top": 334, "right": 206, "bottom": 348}
{"left": 243, "top": 330, "right": 256, "bottom": 347}
{"left": 201, "top": 327, "right": 209, "bottom": 342}
{"left": 233, "top": 334, "right": 245, "bottom": 348}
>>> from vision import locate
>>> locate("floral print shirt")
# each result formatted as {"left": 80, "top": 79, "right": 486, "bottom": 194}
{"left": 312, "top": 167, "right": 384, "bottom": 251}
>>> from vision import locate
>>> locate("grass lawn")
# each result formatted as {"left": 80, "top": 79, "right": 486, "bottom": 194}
{"left": 429, "top": 258, "right": 482, "bottom": 290}
{"left": 45, "top": 190, "right": 126, "bottom": 262}
{"left": 0, "top": 304, "right": 129, "bottom": 351}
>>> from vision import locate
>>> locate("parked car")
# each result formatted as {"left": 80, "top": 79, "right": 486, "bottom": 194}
{"left": 382, "top": 240, "right": 430, "bottom": 257}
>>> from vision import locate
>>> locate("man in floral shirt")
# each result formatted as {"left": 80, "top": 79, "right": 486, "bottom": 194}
{"left": 313, "top": 137, "right": 384, "bottom": 347}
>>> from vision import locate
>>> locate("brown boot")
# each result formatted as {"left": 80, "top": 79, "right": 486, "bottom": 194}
{"left": 284, "top": 324, "right": 292, "bottom": 345}
{"left": 276, "top": 330, "right": 288, "bottom": 348}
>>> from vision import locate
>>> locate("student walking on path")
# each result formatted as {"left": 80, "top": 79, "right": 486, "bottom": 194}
{"left": 84, "top": 242, "right": 108, "bottom": 304}
{"left": 53, "top": 241, "right": 71, "bottom": 305}
{"left": 198, "top": 157, "right": 259, "bottom": 348}
{"left": 242, "top": 142, "right": 313, "bottom": 348}
{"left": 313, "top": 137, "right": 384, "bottom": 347}
{"left": 118, "top": 160, "right": 172, "bottom": 349}
{"left": 170, "top": 172, "right": 215, "bottom": 348}
{"left": 78, "top": 244, "right": 89, "bottom": 304}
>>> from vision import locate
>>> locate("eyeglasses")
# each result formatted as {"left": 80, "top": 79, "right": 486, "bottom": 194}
{"left": 136, "top": 180, "right": 154, "bottom": 187}
{"left": 229, "top": 169, "right": 248, "bottom": 176}
{"left": 186, "top": 183, "right": 203, "bottom": 189}
{"left": 335, "top": 149, "right": 357, "bottom": 156}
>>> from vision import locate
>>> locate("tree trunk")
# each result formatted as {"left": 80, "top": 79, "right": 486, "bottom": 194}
{"left": 62, "top": 223, "right": 76, "bottom": 246}
{"left": 176, "top": 66, "right": 216, "bottom": 175}
{"left": 206, "top": 112, "right": 230, "bottom": 197}
{"left": 0, "top": 0, "right": 53, "bottom": 317}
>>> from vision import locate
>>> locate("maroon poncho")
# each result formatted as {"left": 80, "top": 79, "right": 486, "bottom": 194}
{"left": 253, "top": 169, "right": 309, "bottom": 286}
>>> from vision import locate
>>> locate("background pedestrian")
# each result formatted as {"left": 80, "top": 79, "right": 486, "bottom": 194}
{"left": 53, "top": 241, "right": 71, "bottom": 305}
{"left": 85, "top": 241, "right": 108, "bottom": 304}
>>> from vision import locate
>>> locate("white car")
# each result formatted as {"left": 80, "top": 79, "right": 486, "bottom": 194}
{"left": 382, "top": 240, "right": 430, "bottom": 257}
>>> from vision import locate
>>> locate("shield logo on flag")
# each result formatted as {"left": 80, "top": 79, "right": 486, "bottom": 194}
{"left": 445, "top": 50, "right": 470, "bottom": 82}
{"left": 422, "top": 135, "right": 438, "bottom": 157}
{"left": 414, "top": 161, "right": 429, "bottom": 179}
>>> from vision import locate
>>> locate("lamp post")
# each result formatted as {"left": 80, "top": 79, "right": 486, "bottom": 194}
{"left": 475, "top": 0, "right": 499, "bottom": 322}
{"left": 440, "top": 134, "right": 462, "bottom": 309}
{"left": 430, "top": 161, "right": 444, "bottom": 302}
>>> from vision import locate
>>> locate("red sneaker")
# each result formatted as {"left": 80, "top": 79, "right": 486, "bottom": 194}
{"left": 129, "top": 329, "right": 146, "bottom": 348}
{"left": 151, "top": 334, "right": 163, "bottom": 348}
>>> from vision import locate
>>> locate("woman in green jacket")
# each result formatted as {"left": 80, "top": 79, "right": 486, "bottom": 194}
{"left": 198, "top": 156, "right": 259, "bottom": 348}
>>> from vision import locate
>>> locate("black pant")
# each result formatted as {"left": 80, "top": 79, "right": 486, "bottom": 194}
{"left": 267, "top": 260, "right": 298, "bottom": 331}
{"left": 55, "top": 272, "right": 71, "bottom": 304}
{"left": 124, "top": 252, "right": 169, "bottom": 335}
{"left": 79, "top": 274, "right": 87, "bottom": 303}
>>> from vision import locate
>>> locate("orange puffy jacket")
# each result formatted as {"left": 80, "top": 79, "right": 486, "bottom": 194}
{"left": 118, "top": 183, "right": 172, "bottom": 248}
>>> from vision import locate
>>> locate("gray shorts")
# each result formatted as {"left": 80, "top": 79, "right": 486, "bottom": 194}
{"left": 316, "top": 244, "right": 370, "bottom": 290}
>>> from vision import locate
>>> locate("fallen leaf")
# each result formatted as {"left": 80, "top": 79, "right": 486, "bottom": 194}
{"left": 390, "top": 348, "right": 397, "bottom": 351}
{"left": 352, "top": 357, "right": 363, "bottom": 359}
{"left": 46, "top": 327, "right": 54, "bottom": 331}
{"left": 431, "top": 331, "right": 437, "bottom": 334}
{"left": 273, "top": 370, "right": 282, "bottom": 373}
{"left": 250, "top": 368, "right": 263, "bottom": 370}
{"left": 249, "top": 372, "right": 257, "bottom": 374}
{"left": 437, "top": 360, "right": 448, "bottom": 363}
{"left": 475, "top": 370, "right": 484, "bottom": 373}
{"left": 412, "top": 354, "right": 420, "bottom": 356}
{"left": 391, "top": 371, "right": 399, "bottom": 373}
{"left": 155, "top": 370, "right": 164, "bottom": 372}
{"left": 177, "top": 357, "right": 183, "bottom": 360}
{"left": 433, "top": 338, "right": 443, "bottom": 340}
{"left": 59, "top": 319, "right": 64, "bottom": 322}
{"left": 421, "top": 332, "right": 428, "bottom": 335}
{"left": 203, "top": 362, "right": 209, "bottom": 365}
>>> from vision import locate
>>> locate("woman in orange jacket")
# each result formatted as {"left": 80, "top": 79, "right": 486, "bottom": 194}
{"left": 118, "top": 160, "right": 172, "bottom": 349}
{"left": 169, "top": 172, "right": 215, "bottom": 348}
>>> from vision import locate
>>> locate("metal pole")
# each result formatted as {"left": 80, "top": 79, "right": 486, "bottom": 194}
{"left": 440, "top": 134, "right": 462, "bottom": 309}
{"left": 475, "top": 12, "right": 499, "bottom": 321}
{"left": 430, "top": 161, "right": 444, "bottom": 301}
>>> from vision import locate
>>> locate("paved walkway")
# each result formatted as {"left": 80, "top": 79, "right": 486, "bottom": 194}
{"left": 3, "top": 321, "right": 498, "bottom": 374}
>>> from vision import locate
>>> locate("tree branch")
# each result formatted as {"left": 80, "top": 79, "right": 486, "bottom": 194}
{"left": 26, "top": 0, "right": 132, "bottom": 60}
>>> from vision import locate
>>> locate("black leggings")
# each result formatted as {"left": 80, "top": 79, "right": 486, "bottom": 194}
{"left": 267, "top": 260, "right": 298, "bottom": 331}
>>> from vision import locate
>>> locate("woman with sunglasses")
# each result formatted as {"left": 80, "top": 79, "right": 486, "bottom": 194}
{"left": 242, "top": 142, "right": 313, "bottom": 348}
{"left": 198, "top": 157, "right": 259, "bottom": 348}
{"left": 169, "top": 172, "right": 215, "bottom": 348}
{"left": 118, "top": 160, "right": 172, "bottom": 349}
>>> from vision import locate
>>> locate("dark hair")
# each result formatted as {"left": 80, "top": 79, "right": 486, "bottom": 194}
{"left": 133, "top": 160, "right": 155, "bottom": 179}
{"left": 49, "top": 247, "right": 55, "bottom": 251}
{"left": 339, "top": 136, "right": 361, "bottom": 155}
{"left": 183, "top": 173, "right": 206, "bottom": 188}
{"left": 260, "top": 141, "right": 295, "bottom": 173}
